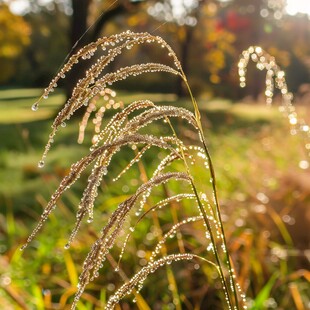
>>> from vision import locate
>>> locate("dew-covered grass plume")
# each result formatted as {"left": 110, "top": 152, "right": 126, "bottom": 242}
{"left": 22, "top": 30, "right": 260, "bottom": 310}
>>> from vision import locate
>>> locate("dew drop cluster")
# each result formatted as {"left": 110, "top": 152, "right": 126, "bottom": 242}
{"left": 25, "top": 30, "right": 247, "bottom": 310}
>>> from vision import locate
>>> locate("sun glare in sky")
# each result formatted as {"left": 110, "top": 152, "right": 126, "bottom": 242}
{"left": 7, "top": 0, "right": 50, "bottom": 15}
{"left": 5, "top": 0, "right": 310, "bottom": 17}
{"left": 285, "top": 0, "right": 310, "bottom": 16}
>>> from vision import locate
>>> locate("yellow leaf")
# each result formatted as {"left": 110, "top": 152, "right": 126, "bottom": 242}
{"left": 64, "top": 250, "right": 78, "bottom": 286}
{"left": 133, "top": 291, "right": 151, "bottom": 310}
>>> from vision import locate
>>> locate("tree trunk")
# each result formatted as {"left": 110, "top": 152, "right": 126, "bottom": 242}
{"left": 248, "top": 0, "right": 264, "bottom": 101}
{"left": 66, "top": 0, "right": 92, "bottom": 100}
{"left": 65, "top": 0, "right": 141, "bottom": 102}
{"left": 176, "top": 26, "right": 194, "bottom": 98}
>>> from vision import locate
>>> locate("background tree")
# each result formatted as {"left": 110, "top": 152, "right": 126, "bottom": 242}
{"left": 216, "top": 0, "right": 310, "bottom": 98}
{"left": 2, "top": 0, "right": 310, "bottom": 100}
{"left": 0, "top": 3, "right": 30, "bottom": 83}
{"left": 66, "top": 0, "right": 143, "bottom": 98}
{"left": 17, "top": 4, "right": 69, "bottom": 86}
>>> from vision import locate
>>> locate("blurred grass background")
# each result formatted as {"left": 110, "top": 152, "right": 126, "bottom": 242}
{"left": 1, "top": 0, "right": 310, "bottom": 308}
{"left": 0, "top": 88, "right": 309, "bottom": 309}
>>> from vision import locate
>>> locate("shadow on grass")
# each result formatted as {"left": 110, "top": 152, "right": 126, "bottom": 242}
{"left": 0, "top": 117, "right": 91, "bottom": 216}
{"left": 0, "top": 91, "right": 282, "bottom": 220}
{"left": 205, "top": 109, "right": 276, "bottom": 133}
{"left": 0, "top": 120, "right": 50, "bottom": 151}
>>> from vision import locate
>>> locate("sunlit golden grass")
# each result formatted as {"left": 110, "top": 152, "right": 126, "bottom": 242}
{"left": 0, "top": 90, "right": 64, "bottom": 123}
{"left": 19, "top": 31, "right": 245, "bottom": 310}
{"left": 1, "top": 91, "right": 309, "bottom": 309}
{"left": 2, "top": 33, "right": 309, "bottom": 310}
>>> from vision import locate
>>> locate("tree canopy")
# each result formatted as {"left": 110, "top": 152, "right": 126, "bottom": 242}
{"left": 0, "top": 3, "right": 30, "bottom": 83}
{"left": 2, "top": 0, "right": 310, "bottom": 98}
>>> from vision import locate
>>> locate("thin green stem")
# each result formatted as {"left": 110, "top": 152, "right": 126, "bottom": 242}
{"left": 163, "top": 115, "right": 234, "bottom": 309}
{"left": 181, "top": 73, "right": 241, "bottom": 309}
{"left": 190, "top": 179, "right": 234, "bottom": 309}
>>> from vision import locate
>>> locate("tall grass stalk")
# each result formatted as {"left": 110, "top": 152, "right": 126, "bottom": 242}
{"left": 22, "top": 31, "right": 246, "bottom": 309}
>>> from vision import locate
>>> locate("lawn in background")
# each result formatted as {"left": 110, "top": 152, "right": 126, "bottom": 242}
{"left": 0, "top": 88, "right": 309, "bottom": 309}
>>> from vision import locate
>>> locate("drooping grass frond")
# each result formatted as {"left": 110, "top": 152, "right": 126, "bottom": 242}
{"left": 22, "top": 134, "right": 183, "bottom": 249}
{"left": 32, "top": 31, "right": 184, "bottom": 167}
{"left": 92, "top": 100, "right": 157, "bottom": 148}
{"left": 24, "top": 31, "right": 245, "bottom": 310}
{"left": 149, "top": 216, "right": 203, "bottom": 263}
{"left": 117, "top": 193, "right": 197, "bottom": 266}
{"left": 32, "top": 31, "right": 182, "bottom": 110}
{"left": 122, "top": 105, "right": 198, "bottom": 133}
{"left": 105, "top": 253, "right": 217, "bottom": 310}
{"left": 239, "top": 46, "right": 310, "bottom": 157}
{"left": 78, "top": 88, "right": 123, "bottom": 144}
{"left": 72, "top": 172, "right": 192, "bottom": 307}
{"left": 112, "top": 144, "right": 152, "bottom": 182}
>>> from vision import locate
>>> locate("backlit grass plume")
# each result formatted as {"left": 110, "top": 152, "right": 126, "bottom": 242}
{"left": 239, "top": 46, "right": 310, "bottom": 160}
{"left": 22, "top": 31, "right": 246, "bottom": 309}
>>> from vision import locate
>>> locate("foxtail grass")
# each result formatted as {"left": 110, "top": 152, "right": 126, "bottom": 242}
{"left": 22, "top": 31, "right": 248, "bottom": 309}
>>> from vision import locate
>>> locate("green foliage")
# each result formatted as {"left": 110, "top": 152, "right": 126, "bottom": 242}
{"left": 250, "top": 273, "right": 278, "bottom": 309}
{"left": 19, "top": 31, "right": 245, "bottom": 310}
{"left": 0, "top": 89, "right": 309, "bottom": 309}
{"left": 1, "top": 28, "right": 310, "bottom": 310}
{"left": 3, "top": 0, "right": 310, "bottom": 97}
{"left": 0, "top": 4, "right": 30, "bottom": 83}
{"left": 16, "top": 6, "right": 69, "bottom": 87}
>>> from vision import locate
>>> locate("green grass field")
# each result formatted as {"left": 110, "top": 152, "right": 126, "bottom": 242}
{"left": 0, "top": 89, "right": 309, "bottom": 309}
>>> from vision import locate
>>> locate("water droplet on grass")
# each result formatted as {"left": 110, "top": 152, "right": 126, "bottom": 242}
{"left": 20, "top": 244, "right": 27, "bottom": 251}
{"left": 299, "top": 160, "right": 309, "bottom": 170}
{"left": 31, "top": 103, "right": 39, "bottom": 111}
